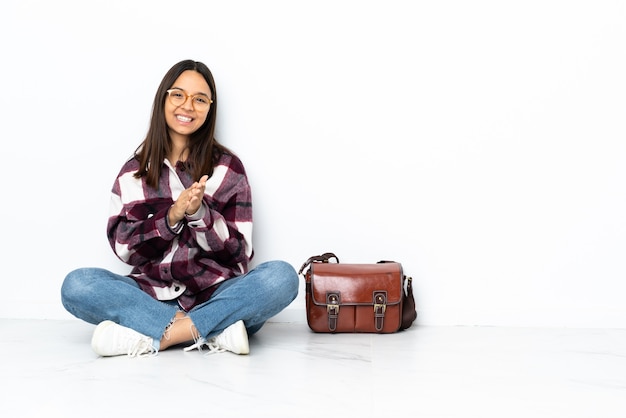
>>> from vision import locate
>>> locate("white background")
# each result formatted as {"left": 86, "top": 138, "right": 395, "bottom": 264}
{"left": 1, "top": 0, "right": 624, "bottom": 327}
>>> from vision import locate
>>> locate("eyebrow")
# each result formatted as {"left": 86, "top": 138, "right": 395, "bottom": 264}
{"left": 170, "top": 86, "right": 210, "bottom": 97}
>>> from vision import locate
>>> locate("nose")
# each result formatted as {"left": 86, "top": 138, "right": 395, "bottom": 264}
{"left": 181, "top": 95, "right": 194, "bottom": 110}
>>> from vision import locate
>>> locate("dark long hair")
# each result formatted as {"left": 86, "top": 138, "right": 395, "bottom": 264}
{"left": 134, "top": 60, "right": 230, "bottom": 188}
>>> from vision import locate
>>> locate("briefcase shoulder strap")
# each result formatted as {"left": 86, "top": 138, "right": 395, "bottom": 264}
{"left": 298, "top": 252, "right": 339, "bottom": 275}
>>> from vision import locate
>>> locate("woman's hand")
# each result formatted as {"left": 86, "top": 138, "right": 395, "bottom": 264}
{"left": 168, "top": 175, "right": 209, "bottom": 226}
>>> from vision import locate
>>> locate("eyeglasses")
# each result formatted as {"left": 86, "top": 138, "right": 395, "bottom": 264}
{"left": 166, "top": 88, "right": 213, "bottom": 111}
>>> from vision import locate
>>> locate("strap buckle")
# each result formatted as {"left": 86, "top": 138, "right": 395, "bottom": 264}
{"left": 373, "top": 291, "right": 387, "bottom": 331}
{"left": 326, "top": 292, "right": 340, "bottom": 332}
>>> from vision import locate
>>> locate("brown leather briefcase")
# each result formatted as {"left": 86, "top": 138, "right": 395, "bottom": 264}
{"left": 299, "top": 253, "right": 417, "bottom": 333}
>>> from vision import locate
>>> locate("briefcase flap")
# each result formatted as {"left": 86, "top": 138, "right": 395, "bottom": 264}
{"left": 309, "top": 262, "right": 403, "bottom": 307}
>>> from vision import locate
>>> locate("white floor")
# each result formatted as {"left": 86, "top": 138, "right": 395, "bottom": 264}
{"left": 2, "top": 319, "right": 626, "bottom": 418}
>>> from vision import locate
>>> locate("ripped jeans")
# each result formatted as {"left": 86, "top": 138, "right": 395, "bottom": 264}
{"left": 61, "top": 260, "right": 299, "bottom": 348}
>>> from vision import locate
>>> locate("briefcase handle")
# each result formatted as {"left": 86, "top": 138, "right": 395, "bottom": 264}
{"left": 298, "top": 252, "right": 339, "bottom": 275}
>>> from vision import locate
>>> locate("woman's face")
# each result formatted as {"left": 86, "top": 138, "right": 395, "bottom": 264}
{"left": 164, "top": 70, "right": 212, "bottom": 140}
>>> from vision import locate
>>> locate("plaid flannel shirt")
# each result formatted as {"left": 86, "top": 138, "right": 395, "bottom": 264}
{"left": 107, "top": 152, "right": 253, "bottom": 310}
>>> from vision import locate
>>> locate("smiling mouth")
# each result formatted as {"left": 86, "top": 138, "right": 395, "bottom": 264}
{"left": 176, "top": 115, "right": 193, "bottom": 123}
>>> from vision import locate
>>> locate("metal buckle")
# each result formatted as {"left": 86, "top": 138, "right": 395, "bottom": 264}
{"left": 327, "top": 293, "right": 340, "bottom": 314}
{"left": 374, "top": 292, "right": 387, "bottom": 313}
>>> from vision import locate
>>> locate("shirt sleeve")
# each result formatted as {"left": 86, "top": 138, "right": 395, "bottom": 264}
{"left": 180, "top": 159, "right": 254, "bottom": 271}
{"left": 106, "top": 168, "right": 180, "bottom": 267}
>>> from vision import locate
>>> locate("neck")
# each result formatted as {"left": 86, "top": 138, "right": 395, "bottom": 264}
{"left": 168, "top": 133, "right": 189, "bottom": 164}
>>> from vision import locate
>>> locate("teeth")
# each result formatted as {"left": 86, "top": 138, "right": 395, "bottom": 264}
{"left": 177, "top": 115, "right": 192, "bottom": 122}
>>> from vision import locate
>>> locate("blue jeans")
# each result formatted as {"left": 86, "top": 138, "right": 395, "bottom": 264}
{"left": 61, "top": 260, "right": 299, "bottom": 348}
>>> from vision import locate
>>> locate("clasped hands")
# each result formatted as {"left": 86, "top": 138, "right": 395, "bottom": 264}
{"left": 168, "top": 174, "right": 209, "bottom": 227}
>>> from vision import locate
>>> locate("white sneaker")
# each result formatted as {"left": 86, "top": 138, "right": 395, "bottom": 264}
{"left": 91, "top": 320, "right": 157, "bottom": 357}
{"left": 184, "top": 320, "right": 249, "bottom": 355}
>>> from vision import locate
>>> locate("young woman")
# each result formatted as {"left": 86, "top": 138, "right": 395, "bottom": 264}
{"left": 61, "top": 59, "right": 299, "bottom": 357}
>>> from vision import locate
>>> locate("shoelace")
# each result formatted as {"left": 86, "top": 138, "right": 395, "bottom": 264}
{"left": 128, "top": 339, "right": 157, "bottom": 357}
{"left": 183, "top": 337, "right": 225, "bottom": 354}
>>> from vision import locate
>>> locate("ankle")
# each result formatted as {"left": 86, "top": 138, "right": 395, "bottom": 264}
{"left": 160, "top": 315, "right": 198, "bottom": 350}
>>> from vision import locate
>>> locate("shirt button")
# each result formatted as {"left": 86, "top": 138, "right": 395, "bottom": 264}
{"left": 174, "top": 286, "right": 180, "bottom": 292}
